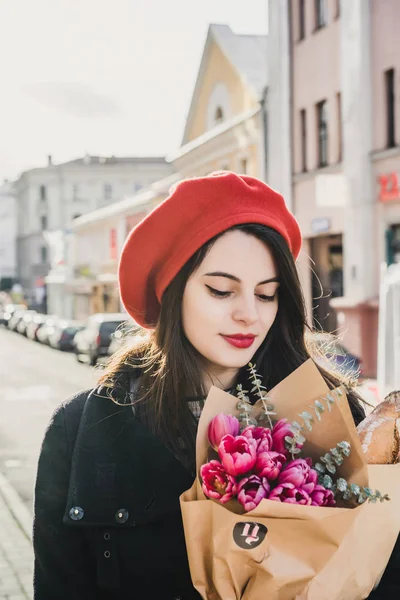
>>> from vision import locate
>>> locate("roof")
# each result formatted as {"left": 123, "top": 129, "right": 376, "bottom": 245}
{"left": 211, "top": 25, "right": 268, "bottom": 98}
{"left": 71, "top": 172, "right": 180, "bottom": 229}
{"left": 60, "top": 155, "right": 169, "bottom": 167}
{"left": 181, "top": 24, "right": 267, "bottom": 145}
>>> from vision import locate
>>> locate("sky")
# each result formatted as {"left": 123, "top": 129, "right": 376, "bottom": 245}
{"left": 0, "top": 0, "right": 268, "bottom": 181}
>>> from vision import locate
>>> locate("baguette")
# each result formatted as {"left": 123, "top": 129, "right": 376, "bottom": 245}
{"left": 356, "top": 391, "right": 400, "bottom": 464}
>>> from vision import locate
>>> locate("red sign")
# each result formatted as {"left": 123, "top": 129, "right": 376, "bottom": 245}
{"left": 378, "top": 173, "right": 400, "bottom": 203}
{"left": 110, "top": 228, "right": 117, "bottom": 260}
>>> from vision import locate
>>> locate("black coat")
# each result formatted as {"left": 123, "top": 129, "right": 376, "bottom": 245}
{"left": 33, "top": 376, "right": 400, "bottom": 600}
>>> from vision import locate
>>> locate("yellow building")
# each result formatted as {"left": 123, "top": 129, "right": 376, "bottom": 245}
{"left": 169, "top": 24, "right": 268, "bottom": 179}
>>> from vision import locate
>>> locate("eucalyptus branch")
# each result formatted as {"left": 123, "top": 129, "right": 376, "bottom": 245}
{"left": 285, "top": 389, "right": 345, "bottom": 457}
{"left": 315, "top": 441, "right": 390, "bottom": 504}
{"left": 247, "top": 362, "right": 276, "bottom": 428}
{"left": 236, "top": 384, "right": 257, "bottom": 427}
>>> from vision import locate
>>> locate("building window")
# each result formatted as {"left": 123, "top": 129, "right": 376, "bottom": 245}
{"left": 316, "top": 100, "right": 328, "bottom": 168}
{"left": 39, "top": 185, "right": 46, "bottom": 201}
{"left": 215, "top": 106, "right": 224, "bottom": 124}
{"left": 300, "top": 109, "right": 307, "bottom": 172}
{"left": 386, "top": 224, "right": 400, "bottom": 265}
{"left": 336, "top": 92, "right": 342, "bottom": 162}
{"left": 104, "top": 183, "right": 113, "bottom": 201}
{"left": 315, "top": 0, "right": 327, "bottom": 29}
{"left": 40, "top": 246, "right": 48, "bottom": 264}
{"left": 240, "top": 158, "right": 248, "bottom": 174}
{"left": 40, "top": 215, "right": 47, "bottom": 231}
{"left": 299, "top": 0, "right": 305, "bottom": 40}
{"left": 385, "top": 68, "right": 396, "bottom": 148}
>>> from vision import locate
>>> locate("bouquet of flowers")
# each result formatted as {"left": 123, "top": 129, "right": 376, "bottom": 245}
{"left": 201, "top": 363, "right": 388, "bottom": 512}
{"left": 180, "top": 359, "right": 400, "bottom": 600}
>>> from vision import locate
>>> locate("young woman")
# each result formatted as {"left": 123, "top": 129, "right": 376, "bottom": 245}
{"left": 33, "top": 171, "right": 398, "bottom": 599}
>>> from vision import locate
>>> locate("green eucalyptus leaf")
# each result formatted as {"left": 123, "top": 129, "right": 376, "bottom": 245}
{"left": 322, "top": 474, "right": 333, "bottom": 489}
{"left": 336, "top": 478, "right": 348, "bottom": 492}
{"left": 315, "top": 462, "right": 326, "bottom": 474}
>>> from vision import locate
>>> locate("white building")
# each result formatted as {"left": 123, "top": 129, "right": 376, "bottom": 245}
{"left": 63, "top": 174, "right": 180, "bottom": 320}
{"left": 15, "top": 154, "right": 173, "bottom": 307}
{"left": 0, "top": 180, "right": 17, "bottom": 291}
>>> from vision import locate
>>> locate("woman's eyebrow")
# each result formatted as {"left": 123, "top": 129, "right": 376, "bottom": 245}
{"left": 204, "top": 272, "right": 280, "bottom": 285}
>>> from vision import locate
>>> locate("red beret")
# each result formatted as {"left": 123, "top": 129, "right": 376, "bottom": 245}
{"left": 119, "top": 171, "right": 301, "bottom": 328}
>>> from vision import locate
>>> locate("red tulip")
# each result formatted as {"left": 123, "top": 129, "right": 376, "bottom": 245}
{"left": 208, "top": 413, "right": 240, "bottom": 451}
{"left": 268, "top": 483, "right": 312, "bottom": 505}
{"left": 271, "top": 419, "right": 296, "bottom": 457}
{"left": 242, "top": 425, "right": 273, "bottom": 449}
{"left": 253, "top": 451, "right": 286, "bottom": 480}
{"left": 200, "top": 460, "right": 238, "bottom": 504}
{"left": 218, "top": 435, "right": 257, "bottom": 476}
{"left": 277, "top": 458, "right": 313, "bottom": 488}
{"left": 237, "top": 475, "right": 270, "bottom": 511}
{"left": 310, "top": 485, "right": 336, "bottom": 507}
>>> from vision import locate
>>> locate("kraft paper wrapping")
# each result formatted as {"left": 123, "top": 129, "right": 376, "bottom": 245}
{"left": 180, "top": 359, "right": 400, "bottom": 600}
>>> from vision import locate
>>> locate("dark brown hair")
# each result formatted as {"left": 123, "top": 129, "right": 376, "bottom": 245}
{"left": 99, "top": 224, "right": 366, "bottom": 471}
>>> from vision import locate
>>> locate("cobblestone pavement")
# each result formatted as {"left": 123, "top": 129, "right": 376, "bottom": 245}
{"left": 0, "top": 474, "right": 33, "bottom": 600}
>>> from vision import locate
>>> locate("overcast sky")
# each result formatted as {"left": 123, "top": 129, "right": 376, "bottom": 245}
{"left": 0, "top": 0, "right": 268, "bottom": 181}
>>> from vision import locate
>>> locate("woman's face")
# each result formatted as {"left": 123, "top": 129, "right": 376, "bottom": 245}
{"left": 182, "top": 230, "right": 279, "bottom": 388}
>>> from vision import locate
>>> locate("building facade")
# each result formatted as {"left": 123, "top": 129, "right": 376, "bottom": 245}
{"left": 0, "top": 180, "right": 17, "bottom": 291}
{"left": 268, "top": 0, "right": 400, "bottom": 377}
{"left": 68, "top": 175, "right": 179, "bottom": 320}
{"left": 15, "top": 155, "right": 173, "bottom": 306}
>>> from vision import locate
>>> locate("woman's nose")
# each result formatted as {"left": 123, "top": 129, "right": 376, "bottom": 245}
{"left": 232, "top": 294, "right": 258, "bottom": 324}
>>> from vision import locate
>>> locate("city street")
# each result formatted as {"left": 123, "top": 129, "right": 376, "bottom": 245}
{"left": 0, "top": 327, "right": 97, "bottom": 512}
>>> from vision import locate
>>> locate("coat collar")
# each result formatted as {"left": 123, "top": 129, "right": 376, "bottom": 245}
{"left": 63, "top": 378, "right": 195, "bottom": 529}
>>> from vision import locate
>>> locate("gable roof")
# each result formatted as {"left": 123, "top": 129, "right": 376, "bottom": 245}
{"left": 181, "top": 24, "right": 268, "bottom": 145}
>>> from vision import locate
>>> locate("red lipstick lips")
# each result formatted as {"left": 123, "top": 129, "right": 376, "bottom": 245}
{"left": 221, "top": 334, "right": 256, "bottom": 349}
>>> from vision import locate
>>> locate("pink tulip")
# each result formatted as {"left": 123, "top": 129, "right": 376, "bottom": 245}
{"left": 242, "top": 426, "right": 273, "bottom": 449}
{"left": 237, "top": 475, "right": 270, "bottom": 511}
{"left": 268, "top": 482, "right": 312, "bottom": 505}
{"left": 200, "top": 460, "right": 238, "bottom": 504}
{"left": 208, "top": 414, "right": 240, "bottom": 451}
{"left": 310, "top": 485, "right": 336, "bottom": 507}
{"left": 253, "top": 451, "right": 286, "bottom": 480}
{"left": 277, "top": 458, "right": 313, "bottom": 488}
{"left": 271, "top": 419, "right": 297, "bottom": 457}
{"left": 301, "top": 468, "right": 318, "bottom": 495}
{"left": 218, "top": 435, "right": 257, "bottom": 476}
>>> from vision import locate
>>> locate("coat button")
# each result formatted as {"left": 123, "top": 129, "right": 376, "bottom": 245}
{"left": 69, "top": 506, "right": 84, "bottom": 521}
{"left": 115, "top": 508, "right": 129, "bottom": 524}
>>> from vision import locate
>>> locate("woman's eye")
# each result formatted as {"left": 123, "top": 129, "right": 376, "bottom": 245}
{"left": 206, "top": 285, "right": 231, "bottom": 298}
{"left": 257, "top": 294, "right": 276, "bottom": 303}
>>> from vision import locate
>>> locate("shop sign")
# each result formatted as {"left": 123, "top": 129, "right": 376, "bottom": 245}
{"left": 378, "top": 173, "right": 400, "bottom": 203}
{"left": 311, "top": 217, "right": 331, "bottom": 235}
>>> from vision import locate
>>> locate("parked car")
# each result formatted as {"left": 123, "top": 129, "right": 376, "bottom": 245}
{"left": 36, "top": 316, "right": 60, "bottom": 345}
{"left": 26, "top": 314, "right": 48, "bottom": 341}
{"left": 48, "top": 321, "right": 84, "bottom": 351}
{"left": 74, "top": 313, "right": 128, "bottom": 365}
{"left": 0, "top": 304, "right": 26, "bottom": 327}
{"left": 16, "top": 310, "right": 38, "bottom": 336}
{"left": 8, "top": 309, "right": 30, "bottom": 332}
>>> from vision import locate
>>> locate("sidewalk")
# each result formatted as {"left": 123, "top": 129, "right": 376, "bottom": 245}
{"left": 0, "top": 473, "right": 33, "bottom": 600}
